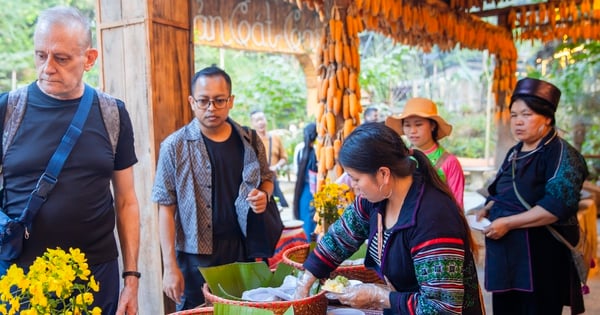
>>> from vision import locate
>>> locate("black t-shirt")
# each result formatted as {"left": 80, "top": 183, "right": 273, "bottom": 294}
{"left": 202, "top": 128, "right": 244, "bottom": 239}
{"left": 1, "top": 83, "right": 137, "bottom": 265}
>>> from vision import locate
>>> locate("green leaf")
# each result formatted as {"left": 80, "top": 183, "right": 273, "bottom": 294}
{"left": 213, "top": 302, "right": 274, "bottom": 315}
{"left": 200, "top": 262, "right": 293, "bottom": 299}
{"left": 348, "top": 242, "right": 367, "bottom": 260}
{"left": 216, "top": 283, "right": 244, "bottom": 301}
{"left": 212, "top": 302, "right": 295, "bottom": 314}
{"left": 200, "top": 262, "right": 272, "bottom": 298}
{"left": 269, "top": 262, "right": 295, "bottom": 287}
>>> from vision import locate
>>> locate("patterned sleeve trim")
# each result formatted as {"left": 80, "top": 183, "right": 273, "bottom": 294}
{"left": 411, "top": 237, "right": 464, "bottom": 254}
{"left": 408, "top": 237, "right": 466, "bottom": 314}
{"left": 304, "top": 201, "right": 370, "bottom": 279}
{"left": 404, "top": 294, "right": 415, "bottom": 315}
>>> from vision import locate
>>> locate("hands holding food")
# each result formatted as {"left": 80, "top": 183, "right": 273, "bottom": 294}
{"left": 322, "top": 275, "right": 351, "bottom": 293}
{"left": 321, "top": 275, "right": 390, "bottom": 309}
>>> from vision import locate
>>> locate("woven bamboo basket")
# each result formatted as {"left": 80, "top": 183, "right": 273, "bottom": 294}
{"left": 202, "top": 283, "right": 327, "bottom": 315}
{"left": 282, "top": 243, "right": 384, "bottom": 284}
{"left": 167, "top": 306, "right": 213, "bottom": 315}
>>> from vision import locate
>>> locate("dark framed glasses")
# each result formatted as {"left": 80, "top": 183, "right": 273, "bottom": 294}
{"left": 192, "top": 96, "right": 231, "bottom": 109}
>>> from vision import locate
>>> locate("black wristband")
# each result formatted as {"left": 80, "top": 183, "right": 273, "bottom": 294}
{"left": 122, "top": 271, "right": 141, "bottom": 279}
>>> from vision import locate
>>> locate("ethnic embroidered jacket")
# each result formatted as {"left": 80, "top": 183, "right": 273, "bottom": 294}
{"left": 304, "top": 174, "right": 484, "bottom": 315}
{"left": 484, "top": 129, "right": 587, "bottom": 313}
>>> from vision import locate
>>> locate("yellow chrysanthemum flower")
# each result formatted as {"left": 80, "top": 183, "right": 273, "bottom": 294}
{"left": 89, "top": 276, "right": 100, "bottom": 292}
{"left": 311, "top": 180, "right": 355, "bottom": 233}
{"left": 0, "top": 247, "right": 101, "bottom": 315}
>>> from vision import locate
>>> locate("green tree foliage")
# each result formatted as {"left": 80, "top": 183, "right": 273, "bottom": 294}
{"left": 525, "top": 41, "right": 600, "bottom": 179}
{"left": 359, "top": 33, "right": 424, "bottom": 106}
{"left": 441, "top": 106, "right": 496, "bottom": 158}
{"left": 194, "top": 46, "right": 308, "bottom": 129}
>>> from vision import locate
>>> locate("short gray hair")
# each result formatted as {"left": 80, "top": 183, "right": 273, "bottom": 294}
{"left": 34, "top": 6, "right": 93, "bottom": 49}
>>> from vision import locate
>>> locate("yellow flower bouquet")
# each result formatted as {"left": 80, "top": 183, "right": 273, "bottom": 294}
{"left": 0, "top": 247, "right": 101, "bottom": 315}
{"left": 312, "top": 180, "right": 355, "bottom": 235}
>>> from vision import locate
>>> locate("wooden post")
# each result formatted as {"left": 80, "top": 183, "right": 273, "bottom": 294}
{"left": 95, "top": 0, "right": 193, "bottom": 313}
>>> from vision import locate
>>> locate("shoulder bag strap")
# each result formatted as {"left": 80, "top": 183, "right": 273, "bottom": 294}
{"left": 19, "top": 84, "right": 95, "bottom": 226}
{"left": 511, "top": 156, "right": 575, "bottom": 250}
{"left": 434, "top": 151, "right": 450, "bottom": 169}
{"left": 268, "top": 136, "right": 272, "bottom": 166}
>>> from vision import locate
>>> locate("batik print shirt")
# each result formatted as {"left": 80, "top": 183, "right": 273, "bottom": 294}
{"left": 151, "top": 118, "right": 273, "bottom": 254}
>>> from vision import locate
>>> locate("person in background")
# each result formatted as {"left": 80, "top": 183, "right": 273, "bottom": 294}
{"left": 0, "top": 6, "right": 140, "bottom": 314}
{"left": 250, "top": 110, "right": 289, "bottom": 207}
{"left": 294, "top": 123, "right": 484, "bottom": 314}
{"left": 386, "top": 97, "right": 465, "bottom": 208}
{"left": 292, "top": 123, "right": 318, "bottom": 239}
{"left": 152, "top": 66, "right": 274, "bottom": 310}
{"left": 475, "top": 78, "right": 588, "bottom": 315}
{"left": 363, "top": 106, "right": 379, "bottom": 123}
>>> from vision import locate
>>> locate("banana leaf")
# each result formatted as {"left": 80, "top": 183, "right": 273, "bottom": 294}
{"left": 199, "top": 262, "right": 295, "bottom": 299}
{"left": 213, "top": 303, "right": 294, "bottom": 315}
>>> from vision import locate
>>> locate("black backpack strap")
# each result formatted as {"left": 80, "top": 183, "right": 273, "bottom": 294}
{"left": 3, "top": 87, "right": 28, "bottom": 159}
{"left": 0, "top": 93, "right": 8, "bottom": 161}
{"left": 96, "top": 89, "right": 120, "bottom": 156}
{"left": 0, "top": 93, "right": 8, "bottom": 197}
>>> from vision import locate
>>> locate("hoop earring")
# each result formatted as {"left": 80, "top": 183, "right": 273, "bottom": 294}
{"left": 384, "top": 188, "right": 392, "bottom": 199}
{"left": 378, "top": 184, "right": 393, "bottom": 199}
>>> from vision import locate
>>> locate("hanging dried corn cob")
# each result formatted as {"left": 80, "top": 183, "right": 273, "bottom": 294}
{"left": 314, "top": 3, "right": 363, "bottom": 188}
{"left": 511, "top": 0, "right": 600, "bottom": 44}
{"left": 284, "top": 0, "right": 326, "bottom": 21}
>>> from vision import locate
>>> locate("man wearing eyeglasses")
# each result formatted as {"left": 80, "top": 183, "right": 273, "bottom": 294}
{"left": 152, "top": 66, "right": 274, "bottom": 311}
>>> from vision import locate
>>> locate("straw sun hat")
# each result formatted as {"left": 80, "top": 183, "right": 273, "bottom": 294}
{"left": 385, "top": 97, "right": 453, "bottom": 140}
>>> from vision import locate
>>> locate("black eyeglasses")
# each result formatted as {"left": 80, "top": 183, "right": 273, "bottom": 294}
{"left": 192, "top": 96, "right": 231, "bottom": 109}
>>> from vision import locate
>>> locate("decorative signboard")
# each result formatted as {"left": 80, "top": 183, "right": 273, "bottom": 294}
{"left": 192, "top": 0, "right": 324, "bottom": 54}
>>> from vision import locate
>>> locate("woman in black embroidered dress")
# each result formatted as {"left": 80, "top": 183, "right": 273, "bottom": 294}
{"left": 476, "top": 78, "right": 588, "bottom": 315}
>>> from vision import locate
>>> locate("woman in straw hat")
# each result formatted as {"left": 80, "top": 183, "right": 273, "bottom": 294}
{"left": 475, "top": 78, "right": 588, "bottom": 314}
{"left": 385, "top": 97, "right": 465, "bottom": 208}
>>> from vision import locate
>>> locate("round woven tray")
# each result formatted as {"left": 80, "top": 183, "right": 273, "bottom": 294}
{"left": 282, "top": 243, "right": 384, "bottom": 284}
{"left": 167, "top": 306, "right": 213, "bottom": 315}
{"left": 202, "top": 283, "right": 327, "bottom": 315}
